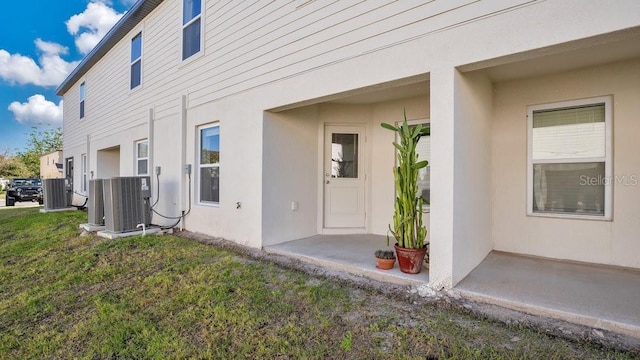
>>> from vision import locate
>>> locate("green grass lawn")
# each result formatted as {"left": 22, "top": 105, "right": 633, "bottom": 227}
{"left": 0, "top": 209, "right": 636, "bottom": 359}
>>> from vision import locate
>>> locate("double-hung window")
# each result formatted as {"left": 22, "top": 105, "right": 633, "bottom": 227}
{"left": 79, "top": 82, "right": 85, "bottom": 118}
{"left": 527, "top": 96, "right": 612, "bottom": 219}
{"left": 136, "top": 139, "right": 149, "bottom": 175}
{"left": 81, "top": 153, "right": 87, "bottom": 193}
{"left": 130, "top": 33, "right": 142, "bottom": 89}
{"left": 182, "top": 0, "right": 202, "bottom": 60}
{"left": 199, "top": 124, "right": 219, "bottom": 204}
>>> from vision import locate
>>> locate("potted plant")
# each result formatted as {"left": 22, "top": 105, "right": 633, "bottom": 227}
{"left": 374, "top": 249, "right": 396, "bottom": 270}
{"left": 381, "top": 112, "right": 429, "bottom": 274}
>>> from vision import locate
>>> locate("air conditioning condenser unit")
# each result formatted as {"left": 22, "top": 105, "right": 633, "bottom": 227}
{"left": 103, "top": 176, "right": 151, "bottom": 233}
{"left": 43, "top": 178, "right": 70, "bottom": 210}
{"left": 88, "top": 179, "right": 104, "bottom": 226}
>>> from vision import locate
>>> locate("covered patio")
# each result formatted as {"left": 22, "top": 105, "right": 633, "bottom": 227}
{"left": 265, "top": 235, "right": 640, "bottom": 338}
{"left": 265, "top": 234, "right": 428, "bottom": 286}
{"left": 457, "top": 252, "right": 640, "bottom": 338}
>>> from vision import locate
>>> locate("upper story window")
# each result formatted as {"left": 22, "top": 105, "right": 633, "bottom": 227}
{"left": 131, "top": 33, "right": 142, "bottom": 89}
{"left": 79, "top": 82, "right": 85, "bottom": 118}
{"left": 198, "top": 124, "right": 219, "bottom": 204}
{"left": 527, "top": 96, "right": 612, "bottom": 219}
{"left": 182, "top": 0, "right": 202, "bottom": 60}
{"left": 136, "top": 139, "right": 149, "bottom": 175}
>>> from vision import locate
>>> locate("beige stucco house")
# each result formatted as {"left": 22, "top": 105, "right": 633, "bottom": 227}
{"left": 57, "top": 0, "right": 640, "bottom": 294}
{"left": 40, "top": 150, "right": 63, "bottom": 179}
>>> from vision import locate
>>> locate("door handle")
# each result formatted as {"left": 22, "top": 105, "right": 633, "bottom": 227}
{"left": 326, "top": 180, "right": 330, "bottom": 184}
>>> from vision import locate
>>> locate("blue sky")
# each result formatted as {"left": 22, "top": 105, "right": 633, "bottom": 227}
{"left": 0, "top": 0, "right": 135, "bottom": 153}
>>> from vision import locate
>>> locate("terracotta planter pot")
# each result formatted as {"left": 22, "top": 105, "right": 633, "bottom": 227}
{"left": 375, "top": 257, "right": 395, "bottom": 270}
{"left": 394, "top": 244, "right": 427, "bottom": 274}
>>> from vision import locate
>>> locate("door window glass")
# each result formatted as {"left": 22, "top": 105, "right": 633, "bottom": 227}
{"left": 331, "top": 133, "right": 358, "bottom": 178}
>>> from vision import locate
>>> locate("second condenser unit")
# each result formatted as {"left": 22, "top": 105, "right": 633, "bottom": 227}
{"left": 103, "top": 176, "right": 151, "bottom": 233}
{"left": 87, "top": 179, "right": 104, "bottom": 226}
{"left": 43, "top": 178, "right": 71, "bottom": 210}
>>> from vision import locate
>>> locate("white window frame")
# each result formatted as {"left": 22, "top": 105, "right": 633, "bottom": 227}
{"left": 135, "top": 139, "right": 149, "bottom": 176}
{"left": 198, "top": 123, "right": 220, "bottom": 206}
{"left": 195, "top": 122, "right": 222, "bottom": 207}
{"left": 181, "top": 0, "right": 203, "bottom": 62}
{"left": 81, "top": 153, "right": 87, "bottom": 193}
{"left": 397, "top": 118, "right": 431, "bottom": 211}
{"left": 526, "top": 96, "right": 612, "bottom": 220}
{"left": 130, "top": 32, "right": 143, "bottom": 90}
{"left": 79, "top": 82, "right": 85, "bottom": 119}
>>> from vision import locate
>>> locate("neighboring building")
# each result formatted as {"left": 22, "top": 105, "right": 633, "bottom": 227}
{"left": 40, "top": 150, "right": 63, "bottom": 179}
{"left": 56, "top": 0, "right": 640, "bottom": 290}
{"left": 0, "top": 178, "right": 9, "bottom": 191}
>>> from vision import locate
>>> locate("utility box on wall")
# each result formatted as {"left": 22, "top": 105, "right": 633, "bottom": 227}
{"left": 103, "top": 176, "right": 151, "bottom": 233}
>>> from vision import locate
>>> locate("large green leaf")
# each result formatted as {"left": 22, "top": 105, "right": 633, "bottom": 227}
{"left": 380, "top": 122, "right": 398, "bottom": 132}
{"left": 413, "top": 160, "right": 428, "bottom": 169}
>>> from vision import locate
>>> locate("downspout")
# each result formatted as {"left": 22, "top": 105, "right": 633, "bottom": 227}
{"left": 86, "top": 134, "right": 91, "bottom": 180}
{"left": 148, "top": 107, "right": 155, "bottom": 201}
{"left": 86, "top": 134, "right": 91, "bottom": 206}
{"left": 180, "top": 95, "right": 187, "bottom": 231}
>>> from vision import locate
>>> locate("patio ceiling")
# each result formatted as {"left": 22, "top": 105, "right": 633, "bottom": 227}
{"left": 327, "top": 80, "right": 429, "bottom": 105}
{"left": 268, "top": 74, "right": 429, "bottom": 112}
{"left": 463, "top": 27, "right": 640, "bottom": 82}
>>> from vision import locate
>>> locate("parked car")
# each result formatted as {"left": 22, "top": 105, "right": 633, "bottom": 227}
{"left": 5, "top": 178, "right": 43, "bottom": 206}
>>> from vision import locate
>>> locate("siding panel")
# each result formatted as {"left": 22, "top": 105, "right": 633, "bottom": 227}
{"left": 64, "top": 0, "right": 537, "bottom": 149}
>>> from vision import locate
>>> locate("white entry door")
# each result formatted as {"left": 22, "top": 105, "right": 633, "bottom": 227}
{"left": 323, "top": 125, "right": 365, "bottom": 228}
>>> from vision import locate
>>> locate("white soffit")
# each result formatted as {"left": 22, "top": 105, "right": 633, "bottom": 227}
{"left": 463, "top": 27, "right": 640, "bottom": 82}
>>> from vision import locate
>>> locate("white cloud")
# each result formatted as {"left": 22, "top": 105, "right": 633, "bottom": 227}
{"left": 8, "top": 95, "right": 63, "bottom": 126}
{"left": 34, "top": 39, "right": 66, "bottom": 55}
{"left": 66, "top": 1, "right": 125, "bottom": 55}
{"left": 0, "top": 1, "right": 124, "bottom": 87}
{"left": 0, "top": 39, "right": 78, "bottom": 87}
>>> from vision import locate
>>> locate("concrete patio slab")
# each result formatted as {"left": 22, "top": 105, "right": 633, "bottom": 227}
{"left": 266, "top": 237, "right": 640, "bottom": 339}
{"left": 265, "top": 234, "right": 429, "bottom": 286}
{"left": 456, "top": 251, "right": 640, "bottom": 338}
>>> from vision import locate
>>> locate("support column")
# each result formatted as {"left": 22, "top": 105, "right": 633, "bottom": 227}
{"left": 451, "top": 69, "right": 494, "bottom": 285}
{"left": 429, "top": 66, "right": 495, "bottom": 289}
{"left": 429, "top": 66, "right": 457, "bottom": 289}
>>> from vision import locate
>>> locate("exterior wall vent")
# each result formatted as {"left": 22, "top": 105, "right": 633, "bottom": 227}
{"left": 88, "top": 179, "right": 104, "bottom": 226}
{"left": 43, "top": 178, "right": 70, "bottom": 210}
{"left": 103, "top": 176, "right": 151, "bottom": 233}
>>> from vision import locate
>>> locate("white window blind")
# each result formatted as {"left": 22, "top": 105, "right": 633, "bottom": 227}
{"left": 415, "top": 131, "right": 430, "bottom": 203}
{"left": 399, "top": 121, "right": 430, "bottom": 205}
{"left": 528, "top": 98, "right": 611, "bottom": 218}
{"left": 532, "top": 104, "right": 605, "bottom": 160}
